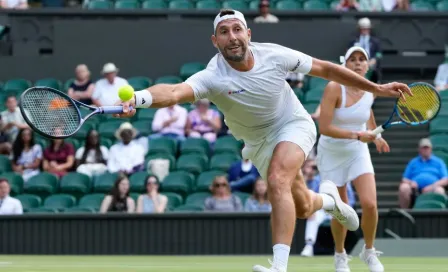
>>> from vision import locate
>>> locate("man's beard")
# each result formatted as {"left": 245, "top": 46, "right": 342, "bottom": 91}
{"left": 220, "top": 43, "right": 247, "bottom": 62}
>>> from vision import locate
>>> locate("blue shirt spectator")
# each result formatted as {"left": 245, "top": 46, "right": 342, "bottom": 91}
{"left": 244, "top": 178, "right": 272, "bottom": 212}
{"left": 228, "top": 159, "right": 260, "bottom": 193}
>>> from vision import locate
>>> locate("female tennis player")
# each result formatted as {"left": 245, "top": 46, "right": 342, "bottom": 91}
{"left": 317, "top": 46, "right": 390, "bottom": 272}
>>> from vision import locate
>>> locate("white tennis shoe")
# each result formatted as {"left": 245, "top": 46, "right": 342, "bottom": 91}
{"left": 334, "top": 251, "right": 351, "bottom": 272}
{"left": 359, "top": 245, "right": 385, "bottom": 272}
{"left": 319, "top": 180, "right": 360, "bottom": 231}
{"left": 252, "top": 260, "right": 286, "bottom": 272}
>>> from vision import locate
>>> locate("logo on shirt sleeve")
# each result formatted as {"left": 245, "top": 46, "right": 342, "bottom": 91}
{"left": 291, "top": 59, "right": 301, "bottom": 71}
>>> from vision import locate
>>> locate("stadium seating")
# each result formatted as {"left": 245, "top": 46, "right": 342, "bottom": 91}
{"left": 136, "top": 108, "right": 158, "bottom": 121}
{"left": 132, "top": 120, "right": 152, "bottom": 136}
{"left": 63, "top": 79, "right": 74, "bottom": 92}
{"left": 173, "top": 204, "right": 204, "bottom": 211}
{"left": 169, "top": 0, "right": 194, "bottom": 9}
{"left": 142, "top": 0, "right": 168, "bottom": 9}
{"left": 64, "top": 207, "right": 96, "bottom": 213}
{"left": 430, "top": 134, "right": 448, "bottom": 152}
{"left": 414, "top": 200, "right": 446, "bottom": 209}
{"left": 163, "top": 192, "right": 184, "bottom": 209}
{"left": 304, "top": 88, "right": 325, "bottom": 103}
{"left": 185, "top": 192, "right": 211, "bottom": 206}
{"left": 93, "top": 172, "right": 119, "bottom": 193}
{"left": 59, "top": 172, "right": 91, "bottom": 199}
{"left": 411, "top": 1, "right": 435, "bottom": 10}
{"left": 0, "top": 172, "right": 24, "bottom": 196}
{"left": 16, "top": 194, "right": 42, "bottom": 211}
{"left": 303, "top": 102, "right": 320, "bottom": 115}
{"left": 3, "top": 78, "right": 32, "bottom": 93}
{"left": 214, "top": 135, "right": 243, "bottom": 155}
{"left": 234, "top": 191, "right": 251, "bottom": 204}
{"left": 115, "top": 0, "right": 140, "bottom": 9}
{"left": 129, "top": 171, "right": 148, "bottom": 193}
{"left": 222, "top": 0, "right": 248, "bottom": 10}
{"left": 155, "top": 75, "right": 183, "bottom": 84}
{"left": 415, "top": 193, "right": 448, "bottom": 206}
{"left": 176, "top": 154, "right": 209, "bottom": 175}
{"left": 276, "top": 0, "right": 301, "bottom": 9}
{"left": 98, "top": 120, "right": 126, "bottom": 139}
{"left": 180, "top": 138, "right": 210, "bottom": 156}
{"left": 148, "top": 137, "right": 178, "bottom": 156}
{"left": 146, "top": 153, "right": 177, "bottom": 171}
{"left": 100, "top": 137, "right": 113, "bottom": 148}
{"left": 87, "top": 0, "right": 113, "bottom": 9}
{"left": 209, "top": 153, "right": 241, "bottom": 172}
{"left": 43, "top": 194, "right": 77, "bottom": 211}
{"left": 161, "top": 171, "right": 195, "bottom": 198}
{"left": 35, "top": 78, "right": 62, "bottom": 90}
{"left": 195, "top": 170, "right": 227, "bottom": 192}
{"left": 196, "top": 1, "right": 221, "bottom": 10}
{"left": 249, "top": 0, "right": 259, "bottom": 9}
{"left": 78, "top": 193, "right": 105, "bottom": 211}
{"left": 24, "top": 172, "right": 59, "bottom": 200}
{"left": 303, "top": 0, "right": 329, "bottom": 10}
{"left": 127, "top": 76, "right": 153, "bottom": 90}
{"left": 27, "top": 207, "right": 59, "bottom": 213}
{"left": 429, "top": 117, "right": 448, "bottom": 134}
{"left": 180, "top": 62, "right": 206, "bottom": 80}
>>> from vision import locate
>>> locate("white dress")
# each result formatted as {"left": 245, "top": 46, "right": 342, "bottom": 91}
{"left": 317, "top": 84, "right": 375, "bottom": 187}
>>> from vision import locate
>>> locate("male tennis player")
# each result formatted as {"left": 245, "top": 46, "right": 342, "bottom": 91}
{"left": 115, "top": 9, "right": 412, "bottom": 272}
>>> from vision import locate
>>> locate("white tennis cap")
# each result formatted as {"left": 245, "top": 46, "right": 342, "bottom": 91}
{"left": 340, "top": 46, "right": 370, "bottom": 67}
{"left": 358, "top": 17, "right": 371, "bottom": 29}
{"left": 213, "top": 10, "right": 247, "bottom": 33}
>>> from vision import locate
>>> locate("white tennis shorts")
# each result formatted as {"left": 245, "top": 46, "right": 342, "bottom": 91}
{"left": 316, "top": 142, "right": 374, "bottom": 187}
{"left": 242, "top": 116, "right": 317, "bottom": 180}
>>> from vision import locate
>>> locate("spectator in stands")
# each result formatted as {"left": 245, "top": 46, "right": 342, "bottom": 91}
{"left": 382, "top": 0, "right": 408, "bottom": 11}
{"left": 75, "top": 129, "right": 108, "bottom": 177}
{"left": 0, "top": 178, "right": 22, "bottom": 215}
{"left": 11, "top": 128, "right": 42, "bottom": 181}
{"left": 92, "top": 63, "right": 128, "bottom": 106}
{"left": 244, "top": 178, "right": 271, "bottom": 212}
{"left": 336, "top": 0, "right": 360, "bottom": 11}
{"left": 0, "top": 117, "right": 11, "bottom": 155}
{"left": 42, "top": 132, "right": 75, "bottom": 178}
{"left": 434, "top": 45, "right": 448, "bottom": 92}
{"left": 204, "top": 176, "right": 243, "bottom": 212}
{"left": 0, "top": 0, "right": 28, "bottom": 9}
{"left": 100, "top": 174, "right": 135, "bottom": 213}
{"left": 228, "top": 158, "right": 260, "bottom": 193}
{"left": 300, "top": 159, "right": 356, "bottom": 257}
{"left": 136, "top": 175, "right": 168, "bottom": 213}
{"left": 68, "top": 64, "right": 95, "bottom": 105}
{"left": 107, "top": 122, "right": 145, "bottom": 175}
{"left": 254, "top": 1, "right": 279, "bottom": 24}
{"left": 358, "top": 0, "right": 382, "bottom": 11}
{"left": 349, "top": 18, "right": 382, "bottom": 83}
{"left": 1, "top": 95, "right": 28, "bottom": 143}
{"left": 186, "top": 99, "right": 221, "bottom": 144}
{"left": 399, "top": 138, "right": 448, "bottom": 208}
{"left": 151, "top": 104, "right": 188, "bottom": 141}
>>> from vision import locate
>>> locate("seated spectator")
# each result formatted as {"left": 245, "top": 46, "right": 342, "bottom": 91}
{"left": 100, "top": 174, "right": 135, "bottom": 213}
{"left": 151, "top": 104, "right": 188, "bottom": 141}
{"left": 43, "top": 135, "right": 75, "bottom": 178}
{"left": 399, "top": 138, "right": 448, "bottom": 208}
{"left": 68, "top": 64, "right": 95, "bottom": 105}
{"left": 1, "top": 95, "right": 28, "bottom": 143}
{"left": 0, "top": 178, "right": 23, "bottom": 215}
{"left": 75, "top": 129, "right": 108, "bottom": 177}
{"left": 244, "top": 178, "right": 271, "bottom": 212}
{"left": 107, "top": 122, "right": 145, "bottom": 175}
{"left": 92, "top": 63, "right": 128, "bottom": 106}
{"left": 136, "top": 175, "right": 168, "bottom": 213}
{"left": 300, "top": 159, "right": 356, "bottom": 257}
{"left": 11, "top": 128, "right": 42, "bottom": 181}
{"left": 336, "top": 0, "right": 360, "bottom": 11}
{"left": 383, "top": 0, "right": 408, "bottom": 11}
{"left": 204, "top": 176, "right": 243, "bottom": 212}
{"left": 349, "top": 18, "right": 382, "bottom": 83}
{"left": 228, "top": 159, "right": 260, "bottom": 193}
{"left": 0, "top": 117, "right": 11, "bottom": 155}
{"left": 186, "top": 99, "right": 221, "bottom": 144}
{"left": 434, "top": 45, "right": 448, "bottom": 92}
{"left": 254, "top": 1, "right": 279, "bottom": 24}
{"left": 1, "top": 0, "right": 28, "bottom": 9}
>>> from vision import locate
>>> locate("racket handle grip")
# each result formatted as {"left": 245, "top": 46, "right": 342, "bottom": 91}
{"left": 372, "top": 125, "right": 385, "bottom": 136}
{"left": 101, "top": 106, "right": 134, "bottom": 114}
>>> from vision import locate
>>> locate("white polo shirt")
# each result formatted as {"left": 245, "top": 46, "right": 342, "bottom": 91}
{"left": 0, "top": 195, "right": 23, "bottom": 215}
{"left": 92, "top": 77, "right": 128, "bottom": 106}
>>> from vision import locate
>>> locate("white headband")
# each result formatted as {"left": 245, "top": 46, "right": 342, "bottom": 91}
{"left": 340, "top": 46, "right": 370, "bottom": 67}
{"left": 213, "top": 10, "right": 247, "bottom": 33}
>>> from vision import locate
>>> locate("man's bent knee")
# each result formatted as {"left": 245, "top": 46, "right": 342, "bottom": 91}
{"left": 399, "top": 183, "right": 412, "bottom": 195}
{"left": 296, "top": 200, "right": 312, "bottom": 219}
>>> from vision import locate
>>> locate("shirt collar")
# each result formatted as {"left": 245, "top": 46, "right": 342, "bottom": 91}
{"left": 419, "top": 155, "right": 434, "bottom": 162}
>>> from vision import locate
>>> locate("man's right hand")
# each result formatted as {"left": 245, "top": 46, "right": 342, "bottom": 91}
{"left": 113, "top": 97, "right": 137, "bottom": 118}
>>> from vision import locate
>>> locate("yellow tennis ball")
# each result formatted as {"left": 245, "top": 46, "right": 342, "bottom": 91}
{"left": 118, "top": 85, "right": 135, "bottom": 101}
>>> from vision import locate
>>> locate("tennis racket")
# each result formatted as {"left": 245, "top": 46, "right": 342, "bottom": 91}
{"left": 19, "top": 86, "right": 133, "bottom": 139}
{"left": 372, "top": 82, "right": 441, "bottom": 136}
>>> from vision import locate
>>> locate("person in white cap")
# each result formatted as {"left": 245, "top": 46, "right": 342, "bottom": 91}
{"left": 115, "top": 9, "right": 412, "bottom": 272}
{"left": 92, "top": 62, "right": 128, "bottom": 107}
{"left": 349, "top": 18, "right": 382, "bottom": 83}
{"left": 317, "top": 46, "right": 389, "bottom": 272}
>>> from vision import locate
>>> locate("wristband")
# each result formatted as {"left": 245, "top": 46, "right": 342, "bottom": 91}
{"left": 134, "top": 90, "right": 153, "bottom": 108}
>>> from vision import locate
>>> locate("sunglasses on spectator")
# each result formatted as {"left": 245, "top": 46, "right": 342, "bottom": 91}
{"left": 214, "top": 183, "right": 228, "bottom": 188}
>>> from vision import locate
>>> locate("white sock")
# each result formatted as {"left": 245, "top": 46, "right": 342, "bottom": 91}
{"left": 320, "top": 193, "right": 335, "bottom": 210}
{"left": 273, "top": 244, "right": 290, "bottom": 269}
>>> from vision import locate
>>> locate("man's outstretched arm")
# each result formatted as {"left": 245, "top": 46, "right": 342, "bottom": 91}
{"left": 308, "top": 58, "right": 412, "bottom": 99}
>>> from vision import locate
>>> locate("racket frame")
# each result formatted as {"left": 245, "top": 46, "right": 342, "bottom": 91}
{"left": 372, "top": 82, "right": 441, "bottom": 135}
{"left": 19, "top": 86, "right": 129, "bottom": 139}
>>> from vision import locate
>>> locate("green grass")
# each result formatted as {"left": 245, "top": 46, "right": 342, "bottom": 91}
{"left": 1, "top": 256, "right": 448, "bottom": 271}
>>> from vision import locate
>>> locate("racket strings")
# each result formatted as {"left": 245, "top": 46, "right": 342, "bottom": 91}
{"left": 21, "top": 89, "right": 80, "bottom": 137}
{"left": 397, "top": 84, "right": 440, "bottom": 124}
